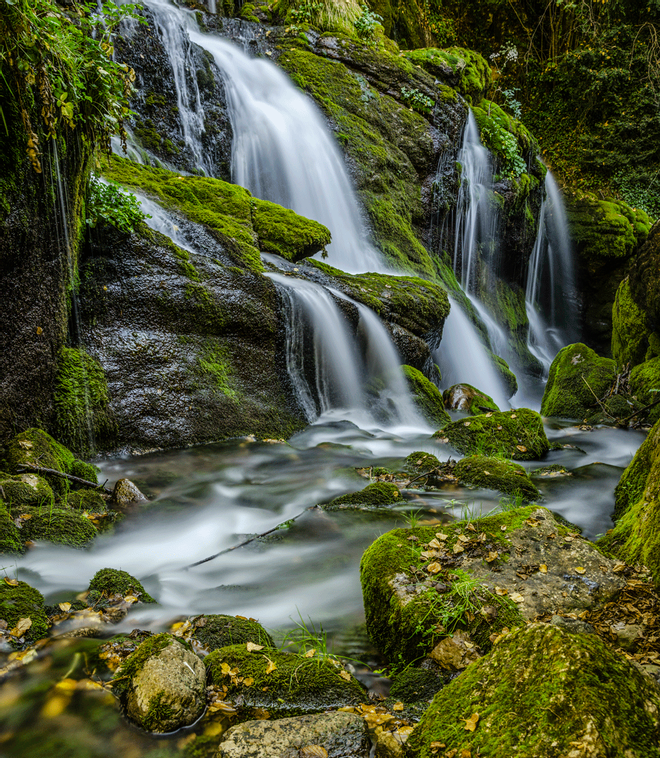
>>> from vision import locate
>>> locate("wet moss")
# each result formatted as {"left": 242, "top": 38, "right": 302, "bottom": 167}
{"left": 88, "top": 568, "right": 156, "bottom": 605}
{"left": 630, "top": 356, "right": 660, "bottom": 426}
{"left": 21, "top": 508, "right": 97, "bottom": 548}
{"left": 541, "top": 343, "right": 617, "bottom": 420}
{"left": 404, "top": 47, "right": 489, "bottom": 103}
{"left": 326, "top": 481, "right": 401, "bottom": 509}
{"left": 3, "top": 428, "right": 76, "bottom": 495}
{"left": 111, "top": 633, "right": 174, "bottom": 700}
{"left": 491, "top": 353, "right": 518, "bottom": 398}
{"left": 611, "top": 277, "right": 650, "bottom": 368}
{"left": 252, "top": 199, "right": 331, "bottom": 261}
{"left": 388, "top": 667, "right": 446, "bottom": 703}
{"left": 405, "top": 623, "right": 660, "bottom": 758}
{"left": 0, "top": 579, "right": 49, "bottom": 645}
{"left": 442, "top": 384, "right": 499, "bottom": 415}
{"left": 0, "top": 499, "right": 25, "bottom": 554}
{"left": 66, "top": 488, "right": 106, "bottom": 513}
{"left": 69, "top": 459, "right": 99, "bottom": 484}
{"left": 191, "top": 614, "right": 274, "bottom": 653}
{"left": 402, "top": 365, "right": 450, "bottom": 427}
{"left": 454, "top": 455, "right": 540, "bottom": 502}
{"left": 436, "top": 408, "right": 549, "bottom": 461}
{"left": 0, "top": 473, "right": 53, "bottom": 508}
{"left": 403, "top": 451, "right": 441, "bottom": 472}
{"left": 472, "top": 100, "right": 537, "bottom": 178}
{"left": 205, "top": 644, "right": 364, "bottom": 716}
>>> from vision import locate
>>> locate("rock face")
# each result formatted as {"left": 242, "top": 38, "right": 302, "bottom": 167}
{"left": 360, "top": 507, "right": 625, "bottom": 665}
{"left": 114, "top": 634, "right": 206, "bottom": 733}
{"left": 405, "top": 623, "right": 660, "bottom": 758}
{"left": 217, "top": 711, "right": 371, "bottom": 758}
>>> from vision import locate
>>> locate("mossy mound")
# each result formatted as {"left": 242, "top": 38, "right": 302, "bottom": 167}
{"left": 325, "top": 481, "right": 401, "bottom": 510}
{"left": 191, "top": 614, "right": 274, "bottom": 653}
{"left": 629, "top": 222, "right": 660, "bottom": 328}
{"left": 0, "top": 500, "right": 25, "bottom": 554}
{"left": 404, "top": 47, "right": 490, "bottom": 102}
{"left": 87, "top": 568, "right": 156, "bottom": 605}
{"left": 205, "top": 644, "right": 364, "bottom": 717}
{"left": 0, "top": 473, "right": 53, "bottom": 508}
{"left": 104, "top": 157, "right": 331, "bottom": 271}
{"left": 0, "top": 580, "right": 49, "bottom": 645}
{"left": 405, "top": 623, "right": 660, "bottom": 758}
{"left": 403, "top": 451, "right": 441, "bottom": 473}
{"left": 21, "top": 508, "right": 97, "bottom": 548}
{"left": 540, "top": 343, "right": 616, "bottom": 420}
{"left": 454, "top": 455, "right": 540, "bottom": 502}
{"left": 611, "top": 277, "right": 650, "bottom": 368}
{"left": 442, "top": 384, "right": 499, "bottom": 415}
{"left": 435, "top": 408, "right": 549, "bottom": 461}
{"left": 402, "top": 366, "right": 450, "bottom": 427}
{"left": 66, "top": 489, "right": 106, "bottom": 513}
{"left": 2, "top": 428, "right": 97, "bottom": 495}
{"left": 630, "top": 356, "right": 660, "bottom": 426}
{"left": 388, "top": 667, "right": 446, "bottom": 704}
{"left": 492, "top": 353, "right": 519, "bottom": 399}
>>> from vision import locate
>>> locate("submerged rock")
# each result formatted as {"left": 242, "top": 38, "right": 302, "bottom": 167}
{"left": 405, "top": 623, "right": 660, "bottom": 757}
{"left": 434, "top": 408, "right": 549, "bottom": 461}
{"left": 442, "top": 383, "right": 499, "bottom": 415}
{"left": 217, "top": 711, "right": 371, "bottom": 758}
{"left": 454, "top": 455, "right": 540, "bottom": 501}
{"left": 113, "top": 633, "right": 206, "bottom": 733}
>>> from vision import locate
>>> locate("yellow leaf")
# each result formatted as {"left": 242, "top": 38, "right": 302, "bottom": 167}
{"left": 124, "top": 595, "right": 138, "bottom": 604}
{"left": 265, "top": 658, "right": 277, "bottom": 674}
{"left": 495, "top": 587, "right": 508, "bottom": 596}
{"left": 220, "top": 662, "right": 231, "bottom": 675}
{"left": 575, "top": 567, "right": 586, "bottom": 574}
{"left": 246, "top": 642, "right": 264, "bottom": 652}
{"left": 58, "top": 602, "right": 71, "bottom": 612}
{"left": 4, "top": 578, "right": 18, "bottom": 587}
{"left": 539, "top": 564, "right": 548, "bottom": 574}
{"left": 427, "top": 562, "right": 442, "bottom": 574}
{"left": 435, "top": 532, "right": 449, "bottom": 541}
{"left": 338, "top": 670, "right": 352, "bottom": 681}
{"left": 304, "top": 649, "right": 316, "bottom": 658}
{"left": 243, "top": 677, "right": 254, "bottom": 687}
{"left": 463, "top": 712, "right": 479, "bottom": 731}
{"left": 236, "top": 615, "right": 248, "bottom": 620}
{"left": 510, "top": 592, "right": 524, "bottom": 603}
{"left": 10, "top": 617, "right": 32, "bottom": 637}
{"left": 393, "top": 701, "right": 404, "bottom": 711}
{"left": 613, "top": 562, "right": 626, "bottom": 573}
{"left": 516, "top": 445, "right": 527, "bottom": 452}
{"left": 486, "top": 551, "right": 498, "bottom": 563}
{"left": 453, "top": 543, "right": 464, "bottom": 554}
{"left": 458, "top": 535, "right": 470, "bottom": 543}
{"left": 428, "top": 538, "right": 442, "bottom": 549}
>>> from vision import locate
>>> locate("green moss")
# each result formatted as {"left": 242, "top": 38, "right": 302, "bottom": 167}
{"left": 69, "top": 459, "right": 99, "bottom": 484}
{"left": 326, "top": 481, "right": 401, "bottom": 509}
{"left": 436, "top": 408, "right": 549, "bottom": 461}
{"left": 196, "top": 342, "right": 236, "bottom": 399}
{"left": 0, "top": 580, "right": 49, "bottom": 645}
{"left": 442, "top": 384, "right": 499, "bottom": 415}
{"left": 611, "top": 277, "right": 650, "bottom": 367}
{"left": 491, "top": 353, "right": 518, "bottom": 398}
{"left": 540, "top": 343, "right": 617, "bottom": 420}
{"left": 405, "top": 623, "right": 660, "bottom": 758}
{"left": 191, "top": 614, "right": 274, "bottom": 653}
{"left": 403, "top": 451, "right": 441, "bottom": 472}
{"left": 88, "top": 568, "right": 155, "bottom": 604}
{"left": 21, "top": 507, "right": 97, "bottom": 548}
{"left": 111, "top": 633, "right": 173, "bottom": 699}
{"left": 454, "top": 455, "right": 540, "bottom": 502}
{"left": 252, "top": 198, "right": 331, "bottom": 261}
{"left": 402, "top": 365, "right": 451, "bottom": 427}
{"left": 630, "top": 356, "right": 660, "bottom": 426}
{"left": 388, "top": 667, "right": 445, "bottom": 703}
{"left": 3, "top": 428, "right": 75, "bottom": 495}
{"left": 53, "top": 347, "right": 117, "bottom": 456}
{"left": 66, "top": 488, "right": 105, "bottom": 512}
{"left": 404, "top": 47, "right": 489, "bottom": 103}
{"left": 0, "top": 500, "right": 25, "bottom": 554}
{"left": 472, "top": 100, "right": 536, "bottom": 178}
{"left": 205, "top": 644, "right": 364, "bottom": 716}
{"left": 0, "top": 474, "right": 53, "bottom": 508}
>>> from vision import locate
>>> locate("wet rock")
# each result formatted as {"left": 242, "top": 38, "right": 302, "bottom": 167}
{"left": 405, "top": 623, "right": 660, "bottom": 757}
{"left": 388, "top": 667, "right": 445, "bottom": 703}
{"left": 20, "top": 508, "right": 98, "bottom": 548}
{"left": 402, "top": 366, "right": 450, "bottom": 427}
{"left": 610, "top": 621, "right": 644, "bottom": 652}
{"left": 323, "top": 482, "right": 401, "bottom": 511}
{"left": 550, "top": 615, "right": 596, "bottom": 635}
{"left": 113, "top": 633, "right": 206, "bottom": 733}
{"left": 454, "top": 455, "right": 540, "bottom": 502}
{"left": 205, "top": 644, "right": 364, "bottom": 718}
{"left": 402, "top": 451, "right": 441, "bottom": 474}
{"left": 433, "top": 408, "right": 549, "bottom": 460}
{"left": 217, "top": 711, "right": 371, "bottom": 758}
{"left": 0, "top": 579, "right": 49, "bottom": 647}
{"left": 443, "top": 383, "right": 499, "bottom": 415}
{"left": 112, "top": 479, "right": 148, "bottom": 506}
{"left": 189, "top": 614, "right": 274, "bottom": 653}
{"left": 630, "top": 355, "right": 660, "bottom": 426}
{"left": 0, "top": 500, "right": 23, "bottom": 554}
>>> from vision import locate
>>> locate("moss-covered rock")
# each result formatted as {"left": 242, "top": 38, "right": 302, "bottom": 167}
{"left": 403, "top": 451, "right": 441, "bottom": 473}
{"left": 325, "top": 481, "right": 401, "bottom": 510}
{"left": 492, "top": 352, "right": 519, "bottom": 399}
{"left": 0, "top": 473, "right": 53, "bottom": 508}
{"left": 66, "top": 488, "right": 106, "bottom": 513}
{"left": 611, "top": 277, "right": 650, "bottom": 368}
{"left": 405, "top": 623, "right": 660, "bottom": 758}
{"left": 443, "top": 383, "right": 499, "bottom": 415}
{"left": 112, "top": 633, "right": 206, "bottom": 733}
{"left": 251, "top": 198, "right": 331, "bottom": 262}
{"left": 402, "top": 365, "right": 450, "bottom": 427}
{"left": 0, "top": 500, "right": 25, "bottom": 554}
{"left": 388, "top": 667, "right": 445, "bottom": 704}
{"left": 473, "top": 100, "right": 538, "bottom": 179}
{"left": 205, "top": 644, "right": 364, "bottom": 717}
{"left": 87, "top": 568, "right": 156, "bottom": 605}
{"left": 629, "top": 222, "right": 660, "bottom": 329}
{"left": 540, "top": 343, "right": 617, "bottom": 420}
{"left": 454, "top": 455, "right": 540, "bottom": 502}
{"left": 191, "top": 614, "right": 274, "bottom": 653}
{"left": 21, "top": 508, "right": 97, "bottom": 548}
{"left": 630, "top": 357, "right": 660, "bottom": 426}
{"left": 434, "top": 408, "right": 549, "bottom": 461}
{"left": 0, "top": 579, "right": 49, "bottom": 645}
{"left": 404, "top": 47, "right": 490, "bottom": 103}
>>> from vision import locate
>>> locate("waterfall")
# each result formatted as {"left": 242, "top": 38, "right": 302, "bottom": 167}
{"left": 453, "top": 111, "right": 498, "bottom": 293}
{"left": 525, "top": 171, "right": 578, "bottom": 372}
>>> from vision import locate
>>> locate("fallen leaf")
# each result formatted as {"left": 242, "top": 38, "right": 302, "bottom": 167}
{"left": 220, "top": 662, "right": 232, "bottom": 675}
{"left": 463, "top": 712, "right": 479, "bottom": 731}
{"left": 458, "top": 535, "right": 470, "bottom": 543}
{"left": 564, "top": 536, "right": 574, "bottom": 542}
{"left": 466, "top": 524, "right": 476, "bottom": 532}
{"left": 304, "top": 649, "right": 316, "bottom": 658}
{"left": 463, "top": 421, "right": 471, "bottom": 427}
{"left": 539, "top": 564, "right": 548, "bottom": 574}
{"left": 393, "top": 701, "right": 404, "bottom": 711}
{"left": 613, "top": 563, "right": 626, "bottom": 573}
{"left": 236, "top": 615, "right": 248, "bottom": 620}
{"left": 575, "top": 567, "right": 586, "bottom": 574}
{"left": 4, "top": 578, "right": 18, "bottom": 587}
{"left": 123, "top": 595, "right": 138, "bottom": 604}
{"left": 58, "top": 602, "right": 71, "bottom": 613}
{"left": 500, "top": 525, "right": 507, "bottom": 531}
{"left": 338, "top": 670, "right": 352, "bottom": 681}
{"left": 510, "top": 413, "right": 517, "bottom": 418}
{"left": 246, "top": 642, "right": 264, "bottom": 652}
{"left": 495, "top": 587, "right": 508, "bottom": 596}
{"left": 486, "top": 551, "right": 498, "bottom": 563}
{"left": 453, "top": 543, "right": 465, "bottom": 554}
{"left": 436, "top": 532, "right": 449, "bottom": 541}
{"left": 516, "top": 445, "right": 527, "bottom": 452}
{"left": 427, "top": 562, "right": 442, "bottom": 574}
{"left": 299, "top": 747, "right": 328, "bottom": 758}
{"left": 428, "top": 538, "right": 442, "bottom": 549}
{"left": 243, "top": 677, "right": 254, "bottom": 687}
{"left": 461, "top": 750, "right": 472, "bottom": 758}
{"left": 36, "top": 326, "right": 43, "bottom": 335}
{"left": 265, "top": 658, "right": 277, "bottom": 674}
{"left": 10, "top": 617, "right": 32, "bottom": 637}
{"left": 510, "top": 592, "right": 525, "bottom": 603}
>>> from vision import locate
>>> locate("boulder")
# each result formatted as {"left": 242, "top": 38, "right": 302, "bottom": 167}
{"left": 324, "top": 482, "right": 401, "bottom": 511}
{"left": 611, "top": 277, "right": 651, "bottom": 367}
{"left": 454, "top": 455, "right": 540, "bottom": 502}
{"left": 0, "top": 473, "right": 53, "bottom": 508}
{"left": 112, "top": 633, "right": 206, "bottom": 732}
{"left": 433, "top": 408, "right": 549, "bottom": 461}
{"left": 0, "top": 579, "right": 49, "bottom": 646}
{"left": 87, "top": 568, "right": 156, "bottom": 606}
{"left": 20, "top": 508, "right": 97, "bottom": 548}
{"left": 67, "top": 488, "right": 106, "bottom": 512}
{"left": 112, "top": 479, "right": 148, "bottom": 506}
{"left": 217, "top": 711, "right": 371, "bottom": 758}
{"left": 442, "top": 383, "right": 499, "bottom": 415}
{"left": 405, "top": 623, "right": 660, "bottom": 757}
{"left": 189, "top": 614, "right": 274, "bottom": 654}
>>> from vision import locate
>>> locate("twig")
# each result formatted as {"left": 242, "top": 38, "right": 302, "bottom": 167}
{"left": 185, "top": 505, "right": 319, "bottom": 569}
{"left": 617, "top": 397, "right": 660, "bottom": 425}
{"left": 16, "top": 464, "right": 112, "bottom": 494}
{"left": 407, "top": 470, "right": 436, "bottom": 486}
{"left": 580, "top": 375, "right": 616, "bottom": 420}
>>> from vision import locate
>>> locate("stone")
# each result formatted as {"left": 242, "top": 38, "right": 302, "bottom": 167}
{"left": 112, "top": 478, "right": 148, "bottom": 505}
{"left": 217, "top": 712, "right": 371, "bottom": 758}
{"left": 429, "top": 630, "right": 481, "bottom": 670}
{"left": 610, "top": 621, "right": 644, "bottom": 652}
{"left": 550, "top": 615, "right": 596, "bottom": 635}
{"left": 443, "top": 383, "right": 499, "bottom": 415}
{"left": 454, "top": 455, "right": 540, "bottom": 501}
{"left": 324, "top": 482, "right": 401, "bottom": 511}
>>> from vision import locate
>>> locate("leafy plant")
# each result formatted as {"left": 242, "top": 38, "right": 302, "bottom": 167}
{"left": 400, "top": 86, "right": 435, "bottom": 114}
{"left": 354, "top": 4, "right": 382, "bottom": 41}
{"left": 288, "top": 0, "right": 323, "bottom": 25}
{"left": 86, "top": 176, "right": 149, "bottom": 234}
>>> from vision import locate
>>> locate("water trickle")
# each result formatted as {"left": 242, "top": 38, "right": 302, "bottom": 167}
{"left": 526, "top": 171, "right": 578, "bottom": 372}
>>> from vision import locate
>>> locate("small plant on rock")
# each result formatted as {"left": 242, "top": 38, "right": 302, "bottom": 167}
{"left": 354, "top": 4, "right": 382, "bottom": 42}
{"left": 400, "top": 86, "right": 435, "bottom": 114}
{"left": 86, "top": 176, "right": 149, "bottom": 234}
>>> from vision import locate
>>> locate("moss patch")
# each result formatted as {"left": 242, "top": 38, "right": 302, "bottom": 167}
{"left": 611, "top": 277, "right": 650, "bottom": 368}
{"left": 402, "top": 365, "right": 450, "bottom": 427}
{"left": 0, "top": 580, "right": 49, "bottom": 645}
{"left": 541, "top": 343, "right": 616, "bottom": 420}
{"left": 111, "top": 633, "right": 174, "bottom": 699}
{"left": 0, "top": 474, "right": 53, "bottom": 509}
{"left": 325, "top": 481, "right": 401, "bottom": 510}
{"left": 21, "top": 508, "right": 97, "bottom": 548}
{"left": 472, "top": 100, "right": 537, "bottom": 179}
{"left": 0, "top": 500, "right": 25, "bottom": 555}
{"left": 435, "top": 408, "right": 549, "bottom": 461}
{"left": 252, "top": 199, "right": 331, "bottom": 261}
{"left": 88, "top": 568, "right": 155, "bottom": 605}
{"left": 404, "top": 47, "right": 489, "bottom": 103}
{"left": 630, "top": 357, "right": 660, "bottom": 426}
{"left": 191, "top": 614, "right": 274, "bottom": 653}
{"left": 66, "top": 488, "right": 106, "bottom": 513}
{"left": 454, "top": 455, "right": 540, "bottom": 502}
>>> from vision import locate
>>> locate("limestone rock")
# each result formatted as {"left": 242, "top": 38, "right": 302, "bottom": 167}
{"left": 112, "top": 478, "right": 148, "bottom": 505}
{"left": 217, "top": 712, "right": 370, "bottom": 758}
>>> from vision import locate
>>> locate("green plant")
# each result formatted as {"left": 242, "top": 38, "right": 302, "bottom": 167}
{"left": 288, "top": 0, "right": 323, "bottom": 25}
{"left": 354, "top": 4, "right": 382, "bottom": 41}
{"left": 400, "top": 86, "right": 435, "bottom": 114}
{"left": 282, "top": 611, "right": 331, "bottom": 660}
{"left": 86, "top": 176, "right": 149, "bottom": 234}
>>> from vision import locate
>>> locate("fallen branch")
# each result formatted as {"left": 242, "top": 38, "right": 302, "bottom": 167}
{"left": 617, "top": 397, "right": 660, "bottom": 425}
{"left": 581, "top": 375, "right": 616, "bottom": 420}
{"left": 16, "top": 464, "right": 112, "bottom": 494}
{"left": 186, "top": 505, "right": 319, "bottom": 569}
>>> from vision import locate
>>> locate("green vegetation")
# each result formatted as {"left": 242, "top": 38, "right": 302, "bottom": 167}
{"left": 0, "top": 579, "right": 49, "bottom": 645}
{"left": 404, "top": 47, "right": 489, "bottom": 102}
{"left": 402, "top": 365, "right": 450, "bottom": 426}
{"left": 472, "top": 99, "right": 535, "bottom": 178}
{"left": 325, "top": 481, "right": 401, "bottom": 509}
{"left": 86, "top": 176, "right": 149, "bottom": 234}
{"left": 612, "top": 277, "right": 651, "bottom": 367}
{"left": 454, "top": 455, "right": 540, "bottom": 501}
{"left": 191, "top": 615, "right": 274, "bottom": 653}
{"left": 21, "top": 507, "right": 97, "bottom": 548}
{"left": 0, "top": 473, "right": 53, "bottom": 508}
{"left": 630, "top": 357, "right": 660, "bottom": 426}
{"left": 0, "top": 500, "right": 25, "bottom": 554}
{"left": 87, "top": 568, "right": 156, "bottom": 605}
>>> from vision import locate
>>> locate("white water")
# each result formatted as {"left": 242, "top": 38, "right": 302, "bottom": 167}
{"left": 187, "top": 30, "right": 387, "bottom": 274}
{"left": 526, "top": 171, "right": 578, "bottom": 372}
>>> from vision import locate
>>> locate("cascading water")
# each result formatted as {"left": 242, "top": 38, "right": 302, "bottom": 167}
{"left": 525, "top": 171, "right": 578, "bottom": 372}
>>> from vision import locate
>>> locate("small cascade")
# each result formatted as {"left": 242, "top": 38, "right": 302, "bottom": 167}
{"left": 525, "top": 171, "right": 578, "bottom": 371}
{"left": 453, "top": 111, "right": 498, "bottom": 293}
{"left": 188, "top": 31, "right": 387, "bottom": 274}
{"left": 133, "top": 192, "right": 197, "bottom": 254}
{"left": 434, "top": 297, "right": 508, "bottom": 409}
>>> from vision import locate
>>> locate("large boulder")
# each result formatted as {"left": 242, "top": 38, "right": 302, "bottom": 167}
{"left": 541, "top": 343, "right": 616, "bottom": 420}
{"left": 405, "top": 623, "right": 660, "bottom": 757}
{"left": 611, "top": 277, "right": 651, "bottom": 367}
{"left": 433, "top": 408, "right": 549, "bottom": 461}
